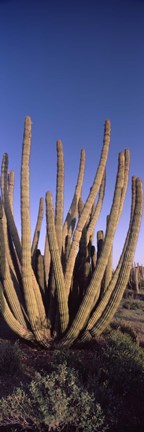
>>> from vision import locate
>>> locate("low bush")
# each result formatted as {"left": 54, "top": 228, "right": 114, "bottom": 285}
{"left": 0, "top": 362, "right": 108, "bottom": 432}
{"left": 80, "top": 331, "right": 144, "bottom": 431}
{"left": 1, "top": 330, "right": 144, "bottom": 431}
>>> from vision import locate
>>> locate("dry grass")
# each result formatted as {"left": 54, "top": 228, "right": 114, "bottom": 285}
{"left": 114, "top": 290, "right": 144, "bottom": 346}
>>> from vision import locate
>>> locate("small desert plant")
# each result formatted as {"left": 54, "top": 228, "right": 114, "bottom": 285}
{"left": 0, "top": 362, "right": 108, "bottom": 432}
{"left": 83, "top": 331, "right": 144, "bottom": 432}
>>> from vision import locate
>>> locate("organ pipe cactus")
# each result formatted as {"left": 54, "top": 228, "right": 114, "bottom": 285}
{"left": 0, "top": 117, "right": 143, "bottom": 348}
{"left": 128, "top": 262, "right": 144, "bottom": 294}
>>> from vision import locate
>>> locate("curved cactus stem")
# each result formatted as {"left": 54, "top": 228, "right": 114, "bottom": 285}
{"left": 0, "top": 283, "right": 34, "bottom": 341}
{"left": 36, "top": 251, "right": 45, "bottom": 294}
{"left": 61, "top": 151, "right": 124, "bottom": 346}
{"left": 97, "top": 230, "right": 104, "bottom": 260}
{"left": 1, "top": 153, "right": 22, "bottom": 260}
{"left": 44, "top": 233, "right": 51, "bottom": 287}
{"left": 64, "top": 120, "right": 111, "bottom": 297}
{"left": 78, "top": 196, "right": 84, "bottom": 217}
{"left": 102, "top": 216, "right": 113, "bottom": 293}
{"left": 119, "top": 149, "right": 130, "bottom": 216}
{"left": 103, "top": 247, "right": 113, "bottom": 293}
{"left": 0, "top": 200, "right": 6, "bottom": 280}
{"left": 63, "top": 234, "right": 71, "bottom": 271}
{"left": 63, "top": 149, "right": 86, "bottom": 246}
{"left": 55, "top": 140, "right": 64, "bottom": 253}
{"left": 21, "top": 116, "right": 48, "bottom": 343}
{"left": 0, "top": 202, "right": 27, "bottom": 327}
{"left": 47, "top": 140, "right": 64, "bottom": 332}
{"left": 87, "top": 170, "right": 106, "bottom": 243}
{"left": 46, "top": 191, "right": 69, "bottom": 334}
{"left": 89, "top": 177, "right": 143, "bottom": 338}
{"left": 2, "top": 144, "right": 47, "bottom": 330}
{"left": 8, "top": 170, "right": 15, "bottom": 215}
{"left": 86, "top": 176, "right": 137, "bottom": 334}
{"left": 31, "top": 197, "right": 44, "bottom": 258}
{"left": 81, "top": 176, "right": 139, "bottom": 337}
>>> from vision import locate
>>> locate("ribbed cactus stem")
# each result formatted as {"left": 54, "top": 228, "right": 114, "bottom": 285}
{"left": 63, "top": 149, "right": 85, "bottom": 245}
{"left": 87, "top": 171, "right": 106, "bottom": 243}
{"left": 134, "top": 265, "right": 140, "bottom": 293}
{"left": 36, "top": 252, "right": 45, "bottom": 293}
{"left": 0, "top": 200, "right": 6, "bottom": 280}
{"left": 91, "top": 245, "right": 97, "bottom": 272}
{"left": 78, "top": 197, "right": 84, "bottom": 217}
{"left": 97, "top": 230, "right": 104, "bottom": 260}
{"left": 90, "top": 177, "right": 143, "bottom": 337}
{"left": 21, "top": 116, "right": 47, "bottom": 341}
{"left": 2, "top": 153, "right": 22, "bottom": 260}
{"left": 31, "top": 197, "right": 44, "bottom": 257}
{"left": 63, "top": 234, "right": 71, "bottom": 271}
{"left": 84, "top": 176, "right": 140, "bottom": 334}
{"left": 119, "top": 149, "right": 130, "bottom": 216}
{"left": 103, "top": 216, "right": 113, "bottom": 292}
{"left": 8, "top": 170, "right": 14, "bottom": 215}
{"left": 0, "top": 200, "right": 26, "bottom": 327}
{"left": 65, "top": 120, "right": 111, "bottom": 297}
{"left": 46, "top": 191, "right": 69, "bottom": 333}
{"left": 44, "top": 233, "right": 51, "bottom": 287}
{"left": 61, "top": 151, "right": 124, "bottom": 346}
{"left": 0, "top": 282, "right": 34, "bottom": 341}
{"left": 55, "top": 140, "right": 64, "bottom": 252}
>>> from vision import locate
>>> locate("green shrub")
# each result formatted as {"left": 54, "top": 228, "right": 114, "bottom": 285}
{"left": 81, "top": 331, "right": 144, "bottom": 432}
{"left": 0, "top": 362, "right": 108, "bottom": 432}
{"left": 0, "top": 340, "right": 21, "bottom": 375}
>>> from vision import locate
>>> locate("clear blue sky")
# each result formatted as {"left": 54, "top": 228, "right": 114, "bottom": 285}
{"left": 0, "top": 0, "right": 144, "bottom": 268}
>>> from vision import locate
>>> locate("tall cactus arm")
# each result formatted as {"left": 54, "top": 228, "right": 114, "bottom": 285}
{"left": 46, "top": 191, "right": 69, "bottom": 334}
{"left": 0, "top": 200, "right": 26, "bottom": 327}
{"left": 55, "top": 140, "right": 64, "bottom": 253}
{"left": 119, "top": 149, "right": 130, "bottom": 216}
{"left": 8, "top": 170, "right": 15, "bottom": 215}
{"left": 21, "top": 116, "right": 45, "bottom": 337}
{"left": 87, "top": 171, "right": 106, "bottom": 242}
{"left": 78, "top": 196, "right": 84, "bottom": 217}
{"left": 83, "top": 176, "right": 140, "bottom": 336}
{"left": 2, "top": 150, "right": 46, "bottom": 323}
{"left": 65, "top": 120, "right": 111, "bottom": 297}
{"left": 97, "top": 230, "right": 104, "bottom": 259}
{"left": 0, "top": 282, "right": 34, "bottom": 341}
{"left": 102, "top": 175, "right": 137, "bottom": 295}
{"left": 31, "top": 197, "right": 44, "bottom": 257}
{"left": 1, "top": 153, "right": 22, "bottom": 259}
{"left": 61, "top": 151, "right": 124, "bottom": 346}
{"left": 103, "top": 247, "right": 113, "bottom": 293}
{"left": 0, "top": 200, "right": 6, "bottom": 280}
{"left": 89, "top": 177, "right": 143, "bottom": 337}
{"left": 63, "top": 149, "right": 86, "bottom": 244}
{"left": 44, "top": 233, "right": 51, "bottom": 287}
{"left": 0, "top": 177, "right": 22, "bottom": 293}
{"left": 47, "top": 140, "right": 64, "bottom": 325}
{"left": 93, "top": 150, "right": 130, "bottom": 300}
